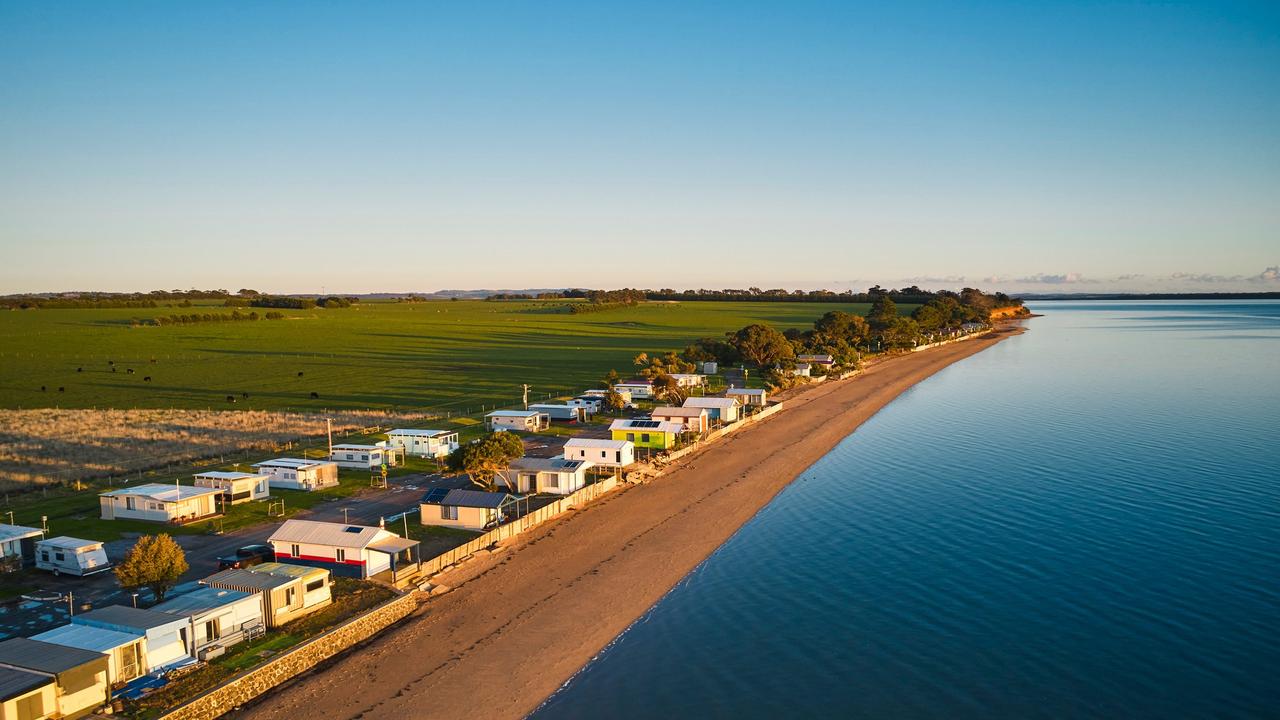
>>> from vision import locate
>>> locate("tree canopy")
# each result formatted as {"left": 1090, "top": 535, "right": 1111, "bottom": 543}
{"left": 448, "top": 432, "right": 526, "bottom": 491}
{"left": 731, "top": 324, "right": 795, "bottom": 367}
{"left": 114, "top": 534, "right": 188, "bottom": 602}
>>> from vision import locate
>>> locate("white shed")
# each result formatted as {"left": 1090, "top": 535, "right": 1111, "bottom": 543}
{"left": 385, "top": 429, "right": 459, "bottom": 458}
{"left": 562, "top": 438, "right": 635, "bottom": 468}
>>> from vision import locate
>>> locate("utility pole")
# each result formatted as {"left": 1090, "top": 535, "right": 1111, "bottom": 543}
{"left": 522, "top": 384, "right": 530, "bottom": 410}
{"left": 326, "top": 418, "right": 333, "bottom": 457}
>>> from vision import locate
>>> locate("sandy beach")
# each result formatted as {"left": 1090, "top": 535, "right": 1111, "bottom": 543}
{"left": 233, "top": 324, "right": 1024, "bottom": 720}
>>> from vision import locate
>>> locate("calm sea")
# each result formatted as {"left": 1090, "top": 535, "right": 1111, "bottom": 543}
{"left": 534, "top": 301, "right": 1280, "bottom": 719}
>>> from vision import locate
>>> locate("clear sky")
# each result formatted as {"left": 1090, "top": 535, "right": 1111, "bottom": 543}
{"left": 2, "top": 1, "right": 1277, "bottom": 294}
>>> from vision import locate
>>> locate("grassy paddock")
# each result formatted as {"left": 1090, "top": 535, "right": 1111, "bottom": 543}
{"left": 0, "top": 299, "right": 883, "bottom": 414}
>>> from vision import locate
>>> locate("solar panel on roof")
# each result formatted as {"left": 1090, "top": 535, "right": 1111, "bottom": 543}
{"left": 629, "top": 420, "right": 661, "bottom": 428}
{"left": 423, "top": 488, "right": 449, "bottom": 504}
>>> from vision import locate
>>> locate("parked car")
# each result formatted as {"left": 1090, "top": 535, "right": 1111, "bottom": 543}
{"left": 216, "top": 544, "right": 274, "bottom": 570}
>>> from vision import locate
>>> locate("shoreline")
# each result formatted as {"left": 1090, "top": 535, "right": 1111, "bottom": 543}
{"left": 233, "top": 323, "right": 1026, "bottom": 720}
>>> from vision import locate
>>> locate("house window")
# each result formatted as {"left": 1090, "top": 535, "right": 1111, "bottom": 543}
{"left": 306, "top": 579, "right": 325, "bottom": 592}
{"left": 205, "top": 619, "right": 221, "bottom": 640}
{"left": 125, "top": 497, "right": 137, "bottom": 511}
{"left": 335, "top": 548, "right": 346, "bottom": 562}
{"left": 442, "top": 506, "right": 459, "bottom": 521}
{"left": 626, "top": 433, "right": 635, "bottom": 442}
{"left": 615, "top": 451, "right": 622, "bottom": 462}
{"left": 290, "top": 544, "right": 300, "bottom": 558}
{"left": 641, "top": 433, "right": 650, "bottom": 443}
{"left": 546, "top": 474, "right": 559, "bottom": 489}
{"left": 284, "top": 587, "right": 297, "bottom": 606}
{"left": 14, "top": 691, "right": 43, "bottom": 719}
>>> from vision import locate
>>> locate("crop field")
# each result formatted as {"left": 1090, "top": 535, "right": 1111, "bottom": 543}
{"left": 0, "top": 299, "right": 881, "bottom": 414}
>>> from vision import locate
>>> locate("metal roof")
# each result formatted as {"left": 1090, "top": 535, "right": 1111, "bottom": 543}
{"left": 563, "top": 438, "right": 631, "bottom": 450}
{"left": 249, "top": 562, "right": 329, "bottom": 580}
{"left": 99, "top": 483, "right": 222, "bottom": 502}
{"left": 153, "top": 587, "right": 254, "bottom": 618}
{"left": 32, "top": 624, "right": 141, "bottom": 653}
{"left": 203, "top": 568, "right": 293, "bottom": 591}
{"left": 0, "top": 667, "right": 49, "bottom": 702}
{"left": 508, "top": 457, "right": 588, "bottom": 473}
{"left": 252, "top": 458, "right": 334, "bottom": 470}
{"left": 682, "top": 397, "right": 740, "bottom": 408}
{"left": 268, "top": 519, "right": 392, "bottom": 549}
{"left": 330, "top": 443, "right": 386, "bottom": 451}
{"left": 193, "top": 471, "right": 264, "bottom": 480}
{"left": 437, "top": 489, "right": 514, "bottom": 509}
{"left": 651, "top": 407, "right": 707, "bottom": 417}
{"left": 74, "top": 605, "right": 187, "bottom": 632}
{"left": 368, "top": 537, "right": 419, "bottom": 554}
{"left": 0, "top": 524, "right": 43, "bottom": 544}
{"left": 0, "top": 638, "right": 107, "bottom": 675}
{"left": 387, "top": 428, "right": 453, "bottom": 437}
{"left": 485, "top": 410, "right": 544, "bottom": 418}
{"left": 726, "top": 388, "right": 766, "bottom": 395}
{"left": 36, "top": 536, "right": 102, "bottom": 551}
{"left": 610, "top": 419, "right": 682, "bottom": 433}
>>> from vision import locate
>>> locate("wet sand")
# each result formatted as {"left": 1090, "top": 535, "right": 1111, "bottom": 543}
{"left": 234, "top": 325, "right": 1024, "bottom": 720}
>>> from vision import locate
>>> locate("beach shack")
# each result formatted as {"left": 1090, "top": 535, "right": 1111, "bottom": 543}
{"left": 562, "top": 438, "right": 635, "bottom": 468}
{"left": 485, "top": 410, "right": 550, "bottom": 432}
{"left": 32, "top": 624, "right": 145, "bottom": 686}
{"left": 796, "top": 353, "right": 835, "bottom": 367}
{"left": 497, "top": 457, "right": 594, "bottom": 495}
{"left": 609, "top": 419, "right": 683, "bottom": 450}
{"left": 153, "top": 588, "right": 264, "bottom": 660}
{"left": 202, "top": 563, "right": 332, "bottom": 628}
{"left": 420, "top": 488, "right": 515, "bottom": 531}
{"left": 668, "top": 373, "right": 706, "bottom": 388}
{"left": 268, "top": 520, "right": 420, "bottom": 581}
{"left": 0, "top": 667, "right": 54, "bottom": 720}
{"left": 98, "top": 484, "right": 222, "bottom": 524}
{"left": 567, "top": 396, "right": 603, "bottom": 413}
{"left": 725, "top": 387, "right": 767, "bottom": 407}
{"left": 650, "top": 407, "right": 709, "bottom": 433}
{"left": 682, "top": 396, "right": 742, "bottom": 423}
{"left": 385, "top": 429, "right": 459, "bottom": 458}
{"left": 192, "top": 471, "right": 269, "bottom": 505}
{"left": 0, "top": 525, "right": 43, "bottom": 574}
{"left": 0, "top": 638, "right": 110, "bottom": 720}
{"left": 328, "top": 443, "right": 402, "bottom": 470}
{"left": 70, "top": 606, "right": 190, "bottom": 672}
{"left": 613, "top": 380, "right": 654, "bottom": 399}
{"left": 251, "top": 459, "right": 340, "bottom": 492}
{"left": 34, "top": 537, "right": 110, "bottom": 577}
{"left": 528, "top": 403, "right": 590, "bottom": 422}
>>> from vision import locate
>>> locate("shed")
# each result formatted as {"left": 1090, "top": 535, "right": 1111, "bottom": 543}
{"left": 528, "top": 403, "right": 590, "bottom": 421}
{"left": 0, "top": 525, "right": 44, "bottom": 573}
{"left": 420, "top": 488, "right": 515, "bottom": 531}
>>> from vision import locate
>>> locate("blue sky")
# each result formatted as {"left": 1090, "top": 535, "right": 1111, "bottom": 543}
{"left": 1, "top": 1, "right": 1277, "bottom": 294}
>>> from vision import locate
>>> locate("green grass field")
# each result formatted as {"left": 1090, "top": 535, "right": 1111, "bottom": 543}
{"left": 0, "top": 299, "right": 882, "bottom": 413}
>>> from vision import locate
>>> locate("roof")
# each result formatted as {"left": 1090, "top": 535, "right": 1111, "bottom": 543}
{"left": 508, "top": 457, "right": 588, "bottom": 473}
{"left": 248, "top": 562, "right": 329, "bottom": 580}
{"left": 0, "top": 667, "right": 49, "bottom": 702}
{"left": 609, "top": 419, "right": 683, "bottom": 433}
{"left": 32, "top": 623, "right": 141, "bottom": 653}
{"left": 669, "top": 373, "right": 705, "bottom": 380}
{"left": 387, "top": 428, "right": 454, "bottom": 437}
{"left": 797, "top": 354, "right": 834, "bottom": 362}
{"left": 269, "top": 519, "right": 390, "bottom": 549}
{"left": 153, "top": 587, "right": 254, "bottom": 617}
{"left": 651, "top": 407, "right": 706, "bottom": 417}
{"left": 36, "top": 536, "right": 102, "bottom": 551}
{"left": 563, "top": 438, "right": 630, "bottom": 450}
{"left": 99, "top": 483, "right": 222, "bottom": 502}
{"left": 203, "top": 563, "right": 327, "bottom": 591}
{"left": 423, "top": 489, "right": 513, "bottom": 509}
{"left": 0, "top": 524, "right": 43, "bottom": 544}
{"left": 0, "top": 638, "right": 107, "bottom": 674}
{"left": 485, "top": 410, "right": 544, "bottom": 418}
{"left": 614, "top": 380, "right": 653, "bottom": 387}
{"left": 74, "top": 605, "right": 186, "bottom": 631}
{"left": 683, "top": 397, "right": 740, "bottom": 409}
{"left": 368, "top": 537, "right": 419, "bottom": 554}
{"left": 330, "top": 443, "right": 385, "bottom": 451}
{"left": 193, "top": 471, "right": 265, "bottom": 481}
{"left": 252, "top": 458, "right": 334, "bottom": 470}
{"left": 726, "top": 387, "right": 766, "bottom": 396}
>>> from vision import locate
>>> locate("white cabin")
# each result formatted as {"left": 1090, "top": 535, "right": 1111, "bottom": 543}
{"left": 385, "top": 429, "right": 459, "bottom": 458}
{"left": 485, "top": 410, "right": 550, "bottom": 432}
{"left": 328, "top": 443, "right": 402, "bottom": 470}
{"left": 251, "top": 459, "right": 340, "bottom": 492}
{"left": 193, "top": 471, "right": 269, "bottom": 504}
{"left": 98, "top": 484, "right": 222, "bottom": 523}
{"left": 562, "top": 438, "right": 635, "bottom": 468}
{"left": 498, "top": 457, "right": 595, "bottom": 495}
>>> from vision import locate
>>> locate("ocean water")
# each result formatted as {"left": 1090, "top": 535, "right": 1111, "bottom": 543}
{"left": 534, "top": 301, "right": 1280, "bottom": 719}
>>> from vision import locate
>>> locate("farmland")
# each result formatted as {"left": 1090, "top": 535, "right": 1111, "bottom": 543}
{"left": 0, "top": 299, "right": 882, "bottom": 414}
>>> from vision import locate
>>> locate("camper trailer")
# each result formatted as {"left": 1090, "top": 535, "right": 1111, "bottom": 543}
{"left": 35, "top": 537, "right": 111, "bottom": 576}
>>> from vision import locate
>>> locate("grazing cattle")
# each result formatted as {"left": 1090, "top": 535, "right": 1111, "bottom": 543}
{"left": 309, "top": 391, "right": 319, "bottom": 399}
{"left": 126, "top": 368, "right": 135, "bottom": 374}
{"left": 143, "top": 376, "right": 151, "bottom": 382}
{"left": 58, "top": 387, "right": 65, "bottom": 392}
{"left": 111, "top": 367, "right": 117, "bottom": 372}
{"left": 108, "top": 360, "right": 114, "bottom": 365}
{"left": 77, "top": 367, "right": 83, "bottom": 372}
{"left": 226, "top": 395, "right": 236, "bottom": 403}
{"left": 297, "top": 371, "right": 304, "bottom": 377}
{"left": 242, "top": 392, "right": 249, "bottom": 398}
{"left": 150, "top": 358, "right": 157, "bottom": 363}
{"left": 40, "top": 386, "right": 46, "bottom": 392}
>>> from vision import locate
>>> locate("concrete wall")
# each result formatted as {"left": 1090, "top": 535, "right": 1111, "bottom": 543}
{"left": 157, "top": 593, "right": 418, "bottom": 720}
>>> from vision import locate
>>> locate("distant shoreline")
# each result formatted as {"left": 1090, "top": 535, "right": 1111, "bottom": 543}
{"left": 233, "top": 322, "right": 1028, "bottom": 720}
{"left": 1022, "top": 292, "right": 1280, "bottom": 301}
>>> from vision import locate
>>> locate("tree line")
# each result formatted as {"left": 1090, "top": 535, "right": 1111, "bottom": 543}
{"left": 145, "top": 310, "right": 285, "bottom": 326}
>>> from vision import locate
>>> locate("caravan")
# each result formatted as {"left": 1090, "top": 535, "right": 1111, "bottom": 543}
{"left": 35, "top": 537, "right": 111, "bottom": 576}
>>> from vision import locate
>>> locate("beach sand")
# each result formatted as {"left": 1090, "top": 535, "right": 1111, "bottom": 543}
{"left": 233, "top": 324, "right": 1024, "bottom": 720}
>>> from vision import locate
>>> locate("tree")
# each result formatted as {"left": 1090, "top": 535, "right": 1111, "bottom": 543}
{"left": 603, "top": 388, "right": 626, "bottom": 414}
{"left": 651, "top": 373, "right": 687, "bottom": 404}
{"left": 866, "top": 295, "right": 899, "bottom": 331}
{"left": 813, "top": 310, "right": 869, "bottom": 345}
{"left": 600, "top": 369, "right": 621, "bottom": 390}
{"left": 115, "top": 534, "right": 188, "bottom": 602}
{"left": 730, "top": 324, "right": 794, "bottom": 368}
{"left": 448, "top": 432, "right": 525, "bottom": 491}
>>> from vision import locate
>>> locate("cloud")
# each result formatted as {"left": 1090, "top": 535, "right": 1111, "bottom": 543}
{"left": 1014, "top": 273, "right": 1094, "bottom": 284}
{"left": 900, "top": 275, "right": 969, "bottom": 284}
{"left": 1115, "top": 273, "right": 1145, "bottom": 281}
{"left": 1168, "top": 272, "right": 1244, "bottom": 283}
{"left": 1249, "top": 266, "right": 1280, "bottom": 283}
